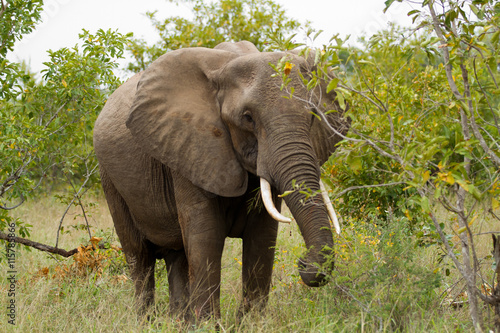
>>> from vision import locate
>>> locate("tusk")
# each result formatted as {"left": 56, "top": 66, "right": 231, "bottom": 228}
{"left": 260, "top": 178, "right": 292, "bottom": 223}
{"left": 320, "top": 181, "right": 341, "bottom": 234}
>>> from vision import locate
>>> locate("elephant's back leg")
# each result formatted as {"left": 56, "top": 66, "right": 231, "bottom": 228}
{"left": 100, "top": 166, "right": 156, "bottom": 313}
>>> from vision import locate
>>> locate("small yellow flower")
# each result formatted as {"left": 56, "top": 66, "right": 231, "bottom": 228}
{"left": 284, "top": 62, "right": 294, "bottom": 75}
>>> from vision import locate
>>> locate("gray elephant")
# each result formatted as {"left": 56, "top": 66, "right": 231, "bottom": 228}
{"left": 93, "top": 41, "right": 350, "bottom": 320}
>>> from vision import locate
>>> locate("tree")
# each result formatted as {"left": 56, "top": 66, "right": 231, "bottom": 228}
{"left": 0, "top": 0, "right": 42, "bottom": 100}
{"left": 126, "top": 0, "right": 301, "bottom": 72}
{"left": 0, "top": 0, "right": 131, "bottom": 248}
{"left": 272, "top": 0, "right": 498, "bottom": 330}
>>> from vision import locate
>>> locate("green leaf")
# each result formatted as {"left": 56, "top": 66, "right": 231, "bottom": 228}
{"left": 336, "top": 93, "right": 346, "bottom": 111}
{"left": 384, "top": 0, "right": 401, "bottom": 13}
{"left": 490, "top": 30, "right": 500, "bottom": 47}
{"left": 488, "top": 56, "right": 498, "bottom": 73}
{"left": 421, "top": 196, "right": 430, "bottom": 213}
{"left": 326, "top": 78, "right": 339, "bottom": 93}
{"left": 468, "top": 184, "right": 482, "bottom": 200}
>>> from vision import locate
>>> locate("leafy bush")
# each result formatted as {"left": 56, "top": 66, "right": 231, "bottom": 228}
{"left": 332, "top": 217, "right": 442, "bottom": 331}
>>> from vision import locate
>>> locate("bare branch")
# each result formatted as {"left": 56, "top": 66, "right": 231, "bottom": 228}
{"left": 43, "top": 101, "right": 69, "bottom": 130}
{"left": 0, "top": 193, "right": 25, "bottom": 210}
{"left": 55, "top": 162, "right": 98, "bottom": 248}
{"left": 337, "top": 83, "right": 386, "bottom": 113}
{"left": 427, "top": 207, "right": 466, "bottom": 276}
{"left": 332, "top": 182, "right": 406, "bottom": 200}
{"left": 428, "top": 3, "right": 464, "bottom": 101}
{"left": 465, "top": 42, "right": 498, "bottom": 89}
{"left": 0, "top": 0, "right": 6, "bottom": 17}
{"left": 0, "top": 231, "right": 107, "bottom": 257}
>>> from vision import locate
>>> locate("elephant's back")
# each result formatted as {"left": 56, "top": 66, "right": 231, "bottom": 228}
{"left": 94, "top": 72, "right": 183, "bottom": 249}
{"left": 94, "top": 72, "right": 143, "bottom": 152}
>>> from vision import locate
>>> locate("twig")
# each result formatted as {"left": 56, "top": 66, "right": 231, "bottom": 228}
{"left": 0, "top": 193, "right": 25, "bottom": 210}
{"left": 55, "top": 156, "right": 98, "bottom": 247}
{"left": 0, "top": 0, "right": 6, "bottom": 18}
{"left": 43, "top": 101, "right": 69, "bottom": 130}
{"left": 474, "top": 231, "right": 500, "bottom": 236}
{"left": 460, "top": 62, "right": 500, "bottom": 168}
{"left": 428, "top": 3, "right": 463, "bottom": 101}
{"left": 332, "top": 182, "right": 406, "bottom": 200}
{"left": 489, "top": 209, "right": 500, "bottom": 222}
{"left": 473, "top": 59, "right": 500, "bottom": 137}
{"left": 334, "top": 281, "right": 384, "bottom": 325}
{"left": 65, "top": 172, "right": 93, "bottom": 240}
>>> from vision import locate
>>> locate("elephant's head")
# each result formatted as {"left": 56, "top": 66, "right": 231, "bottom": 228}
{"left": 126, "top": 41, "right": 351, "bottom": 286}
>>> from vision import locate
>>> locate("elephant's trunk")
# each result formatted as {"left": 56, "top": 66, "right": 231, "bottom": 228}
{"left": 261, "top": 130, "right": 335, "bottom": 287}
{"left": 282, "top": 180, "right": 334, "bottom": 287}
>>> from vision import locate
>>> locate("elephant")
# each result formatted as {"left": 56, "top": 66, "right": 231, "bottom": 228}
{"left": 93, "top": 41, "right": 351, "bottom": 320}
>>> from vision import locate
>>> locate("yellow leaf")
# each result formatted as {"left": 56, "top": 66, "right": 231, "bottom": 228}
{"left": 492, "top": 197, "right": 500, "bottom": 210}
{"left": 62, "top": 79, "right": 67, "bottom": 88}
{"left": 284, "top": 62, "right": 294, "bottom": 76}
{"left": 456, "top": 179, "right": 469, "bottom": 192}
{"left": 437, "top": 172, "right": 455, "bottom": 185}
{"left": 468, "top": 215, "right": 478, "bottom": 226}
{"left": 457, "top": 226, "right": 467, "bottom": 234}
{"left": 423, "top": 170, "right": 430, "bottom": 182}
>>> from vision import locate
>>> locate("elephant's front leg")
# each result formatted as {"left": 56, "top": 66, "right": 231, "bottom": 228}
{"left": 173, "top": 174, "right": 226, "bottom": 320}
{"left": 186, "top": 230, "right": 225, "bottom": 320}
{"left": 240, "top": 212, "right": 279, "bottom": 314}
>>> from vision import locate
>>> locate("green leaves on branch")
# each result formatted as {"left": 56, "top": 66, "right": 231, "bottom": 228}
{"left": 1, "top": 28, "right": 131, "bottom": 222}
{"left": 126, "top": 0, "right": 301, "bottom": 72}
{"left": 311, "top": 1, "right": 499, "bottom": 229}
{"left": 0, "top": 0, "right": 43, "bottom": 59}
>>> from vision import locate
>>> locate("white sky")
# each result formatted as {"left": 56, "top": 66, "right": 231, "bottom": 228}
{"left": 9, "top": 0, "right": 417, "bottom": 78}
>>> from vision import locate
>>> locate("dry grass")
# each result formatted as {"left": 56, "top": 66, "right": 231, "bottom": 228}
{"left": 1, "top": 193, "right": 497, "bottom": 332}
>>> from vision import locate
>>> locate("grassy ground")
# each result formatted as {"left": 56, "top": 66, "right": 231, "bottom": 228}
{"left": 1, "top": 193, "right": 496, "bottom": 332}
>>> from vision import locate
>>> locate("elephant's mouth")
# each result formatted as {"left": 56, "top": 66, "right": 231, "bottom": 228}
{"left": 259, "top": 178, "right": 341, "bottom": 234}
{"left": 298, "top": 257, "right": 330, "bottom": 287}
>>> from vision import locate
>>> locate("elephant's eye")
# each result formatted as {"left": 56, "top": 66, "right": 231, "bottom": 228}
{"left": 243, "top": 111, "right": 254, "bottom": 124}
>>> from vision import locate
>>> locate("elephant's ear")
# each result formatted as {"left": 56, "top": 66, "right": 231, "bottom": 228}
{"left": 310, "top": 86, "right": 352, "bottom": 166}
{"left": 126, "top": 48, "right": 248, "bottom": 197}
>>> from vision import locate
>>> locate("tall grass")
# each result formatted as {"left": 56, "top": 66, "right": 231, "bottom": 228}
{"left": 2, "top": 194, "right": 493, "bottom": 332}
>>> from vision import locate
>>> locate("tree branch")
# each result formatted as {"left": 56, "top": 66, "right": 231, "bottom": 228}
{"left": 0, "top": 231, "right": 108, "bottom": 257}
{"left": 1, "top": 231, "right": 77, "bottom": 257}
{"left": 0, "top": 0, "right": 6, "bottom": 18}
{"left": 0, "top": 193, "right": 25, "bottom": 210}
{"left": 332, "top": 182, "right": 406, "bottom": 200}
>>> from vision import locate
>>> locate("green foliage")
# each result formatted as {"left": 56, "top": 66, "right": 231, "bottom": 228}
{"left": 332, "top": 217, "right": 441, "bottom": 331}
{"left": 126, "top": 0, "right": 301, "bottom": 72}
{"left": 278, "top": 0, "right": 499, "bottom": 328}
{"left": 277, "top": 4, "right": 499, "bottom": 227}
{"left": 271, "top": 3, "right": 498, "bottom": 326}
{"left": 0, "top": 0, "right": 43, "bottom": 100}
{"left": 0, "top": 0, "right": 42, "bottom": 59}
{"left": 1, "top": 27, "right": 131, "bottom": 233}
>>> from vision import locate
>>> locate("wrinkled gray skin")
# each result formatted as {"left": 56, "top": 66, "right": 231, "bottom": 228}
{"left": 93, "top": 41, "right": 350, "bottom": 320}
